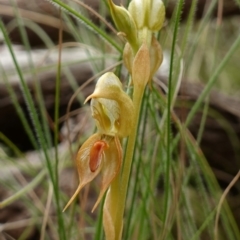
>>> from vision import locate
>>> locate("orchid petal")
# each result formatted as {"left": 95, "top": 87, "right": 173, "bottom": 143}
{"left": 92, "top": 136, "right": 122, "bottom": 212}
{"left": 91, "top": 98, "right": 120, "bottom": 136}
{"left": 128, "top": 0, "right": 146, "bottom": 29}
{"left": 89, "top": 140, "right": 109, "bottom": 172}
{"left": 147, "top": 0, "right": 165, "bottom": 31}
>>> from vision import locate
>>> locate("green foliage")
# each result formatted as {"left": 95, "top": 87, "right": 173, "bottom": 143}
{"left": 0, "top": 0, "right": 239, "bottom": 239}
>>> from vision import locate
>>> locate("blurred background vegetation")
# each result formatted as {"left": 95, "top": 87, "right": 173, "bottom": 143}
{"left": 0, "top": 0, "right": 240, "bottom": 239}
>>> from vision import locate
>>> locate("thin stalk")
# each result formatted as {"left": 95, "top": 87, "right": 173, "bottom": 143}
{"left": 94, "top": 198, "right": 105, "bottom": 240}
{"left": 106, "top": 172, "right": 122, "bottom": 239}
{"left": 185, "top": 0, "right": 218, "bottom": 70}
{"left": 124, "top": 89, "right": 150, "bottom": 239}
{"left": 186, "top": 134, "right": 240, "bottom": 239}
{"left": 164, "top": 0, "right": 184, "bottom": 225}
{"left": 54, "top": 10, "right": 67, "bottom": 240}
{"left": 115, "top": 86, "right": 145, "bottom": 239}
{"left": 0, "top": 19, "right": 54, "bottom": 182}
{"left": 214, "top": 170, "right": 240, "bottom": 240}
{"left": 170, "top": 31, "right": 240, "bottom": 160}
{"left": 11, "top": 0, "right": 52, "bottom": 149}
{"left": 0, "top": 19, "right": 66, "bottom": 240}
{"left": 196, "top": 97, "right": 209, "bottom": 144}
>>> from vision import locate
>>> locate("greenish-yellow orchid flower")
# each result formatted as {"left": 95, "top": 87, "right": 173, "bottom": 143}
{"left": 63, "top": 72, "right": 134, "bottom": 212}
{"left": 63, "top": 133, "right": 122, "bottom": 212}
{"left": 86, "top": 72, "right": 134, "bottom": 137}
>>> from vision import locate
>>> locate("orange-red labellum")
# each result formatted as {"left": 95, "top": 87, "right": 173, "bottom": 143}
{"left": 89, "top": 140, "right": 108, "bottom": 172}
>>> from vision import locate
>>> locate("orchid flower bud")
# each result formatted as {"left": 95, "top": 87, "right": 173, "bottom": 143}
{"left": 149, "top": 36, "right": 163, "bottom": 80}
{"left": 108, "top": 0, "right": 138, "bottom": 50}
{"left": 147, "top": 0, "right": 165, "bottom": 31}
{"left": 128, "top": 0, "right": 165, "bottom": 32}
{"left": 124, "top": 39, "right": 162, "bottom": 87}
{"left": 128, "top": 0, "right": 147, "bottom": 29}
{"left": 132, "top": 43, "right": 150, "bottom": 89}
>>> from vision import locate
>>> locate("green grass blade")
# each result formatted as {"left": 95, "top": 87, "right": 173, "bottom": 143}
{"left": 164, "top": 0, "right": 185, "bottom": 224}
{"left": 0, "top": 169, "right": 46, "bottom": 208}
{"left": 186, "top": 34, "right": 240, "bottom": 126}
{"left": 50, "top": 0, "right": 122, "bottom": 52}
{"left": 0, "top": 19, "right": 67, "bottom": 240}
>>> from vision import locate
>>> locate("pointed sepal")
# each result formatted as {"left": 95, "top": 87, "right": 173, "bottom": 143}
{"left": 92, "top": 136, "right": 122, "bottom": 212}
{"left": 63, "top": 133, "right": 103, "bottom": 212}
{"left": 132, "top": 43, "right": 150, "bottom": 89}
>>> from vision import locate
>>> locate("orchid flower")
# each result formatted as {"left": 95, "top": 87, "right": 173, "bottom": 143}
{"left": 63, "top": 72, "right": 134, "bottom": 212}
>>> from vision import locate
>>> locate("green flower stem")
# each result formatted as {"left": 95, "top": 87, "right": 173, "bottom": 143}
{"left": 107, "top": 172, "right": 122, "bottom": 240}
{"left": 138, "top": 28, "right": 152, "bottom": 50}
{"left": 115, "top": 85, "right": 145, "bottom": 239}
